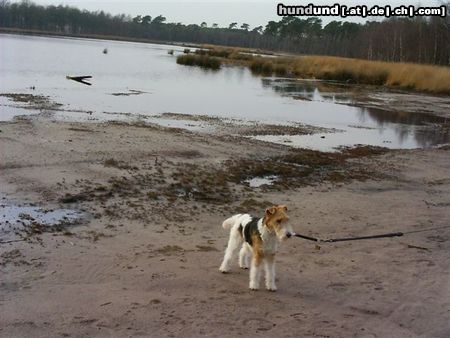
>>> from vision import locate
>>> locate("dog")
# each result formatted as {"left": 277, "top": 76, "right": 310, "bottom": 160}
{"left": 219, "top": 205, "right": 292, "bottom": 291}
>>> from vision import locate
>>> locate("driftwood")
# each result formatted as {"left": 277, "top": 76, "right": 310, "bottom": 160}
{"left": 66, "top": 75, "right": 92, "bottom": 86}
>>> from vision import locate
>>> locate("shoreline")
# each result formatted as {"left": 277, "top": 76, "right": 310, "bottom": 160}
{"left": 0, "top": 28, "right": 274, "bottom": 56}
{"left": 0, "top": 27, "right": 201, "bottom": 49}
{"left": 1, "top": 116, "right": 449, "bottom": 337}
{"left": 1, "top": 85, "right": 449, "bottom": 153}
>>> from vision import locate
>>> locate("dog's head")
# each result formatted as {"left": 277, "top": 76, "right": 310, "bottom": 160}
{"left": 264, "top": 205, "right": 292, "bottom": 240}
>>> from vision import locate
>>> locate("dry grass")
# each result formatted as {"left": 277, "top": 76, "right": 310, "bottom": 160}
{"left": 195, "top": 48, "right": 232, "bottom": 58}
{"left": 178, "top": 46, "right": 450, "bottom": 94}
{"left": 251, "top": 55, "right": 450, "bottom": 93}
{"left": 384, "top": 62, "right": 450, "bottom": 94}
{"left": 291, "top": 56, "right": 450, "bottom": 94}
{"left": 176, "top": 54, "right": 221, "bottom": 70}
{"left": 199, "top": 44, "right": 274, "bottom": 56}
{"left": 292, "top": 56, "right": 388, "bottom": 85}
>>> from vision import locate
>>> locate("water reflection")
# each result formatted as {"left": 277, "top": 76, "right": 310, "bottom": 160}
{"left": 261, "top": 78, "right": 449, "bottom": 149}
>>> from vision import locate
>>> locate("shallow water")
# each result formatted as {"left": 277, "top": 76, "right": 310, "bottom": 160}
{"left": 246, "top": 176, "right": 278, "bottom": 188}
{"left": 0, "top": 198, "right": 85, "bottom": 241}
{"left": 1, "top": 33, "right": 449, "bottom": 151}
{"left": 0, "top": 204, "right": 83, "bottom": 226}
{"left": 0, "top": 97, "right": 41, "bottom": 121}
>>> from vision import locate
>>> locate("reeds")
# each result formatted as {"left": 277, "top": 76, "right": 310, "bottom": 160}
{"left": 195, "top": 48, "right": 231, "bottom": 58}
{"left": 176, "top": 54, "right": 221, "bottom": 70}
{"left": 196, "top": 47, "right": 253, "bottom": 62}
{"left": 249, "top": 57, "right": 290, "bottom": 77}
{"left": 291, "top": 56, "right": 390, "bottom": 85}
{"left": 250, "top": 55, "right": 450, "bottom": 94}
{"left": 249, "top": 58, "right": 274, "bottom": 75}
{"left": 177, "top": 46, "right": 450, "bottom": 94}
{"left": 292, "top": 56, "right": 450, "bottom": 94}
{"left": 384, "top": 62, "right": 450, "bottom": 94}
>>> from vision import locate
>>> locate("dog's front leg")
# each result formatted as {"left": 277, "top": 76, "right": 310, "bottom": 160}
{"left": 249, "top": 254, "right": 262, "bottom": 290}
{"left": 264, "top": 254, "right": 277, "bottom": 291}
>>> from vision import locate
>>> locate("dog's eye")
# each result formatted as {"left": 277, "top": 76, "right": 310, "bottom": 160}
{"left": 276, "top": 220, "right": 282, "bottom": 224}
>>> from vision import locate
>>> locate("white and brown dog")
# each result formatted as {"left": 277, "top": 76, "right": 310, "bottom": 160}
{"left": 219, "top": 205, "right": 292, "bottom": 291}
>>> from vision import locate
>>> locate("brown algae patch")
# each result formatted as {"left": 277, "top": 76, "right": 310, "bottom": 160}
{"left": 103, "top": 158, "right": 138, "bottom": 170}
{"left": 154, "top": 245, "right": 185, "bottom": 255}
{"left": 196, "top": 245, "right": 219, "bottom": 252}
{"left": 235, "top": 123, "right": 328, "bottom": 136}
{"left": 152, "top": 112, "right": 329, "bottom": 136}
{"left": 57, "top": 145, "right": 389, "bottom": 222}
{"left": 110, "top": 89, "right": 148, "bottom": 96}
{"left": 0, "top": 93, "right": 63, "bottom": 110}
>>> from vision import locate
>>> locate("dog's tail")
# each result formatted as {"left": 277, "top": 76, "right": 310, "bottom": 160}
{"left": 222, "top": 214, "right": 242, "bottom": 230}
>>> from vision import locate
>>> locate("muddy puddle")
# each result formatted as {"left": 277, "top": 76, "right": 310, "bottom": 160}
{"left": 1, "top": 34, "right": 449, "bottom": 151}
{"left": 145, "top": 117, "right": 215, "bottom": 133}
{"left": 245, "top": 175, "right": 279, "bottom": 188}
{"left": 0, "top": 198, "right": 85, "bottom": 243}
{"left": 0, "top": 96, "right": 41, "bottom": 121}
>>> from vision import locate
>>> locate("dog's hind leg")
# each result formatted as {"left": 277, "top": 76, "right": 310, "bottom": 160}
{"left": 249, "top": 254, "right": 263, "bottom": 290}
{"left": 264, "top": 254, "right": 277, "bottom": 291}
{"left": 219, "top": 227, "right": 243, "bottom": 273}
{"left": 239, "top": 244, "right": 251, "bottom": 269}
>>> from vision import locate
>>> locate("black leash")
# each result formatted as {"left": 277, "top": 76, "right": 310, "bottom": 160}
{"left": 293, "top": 232, "right": 403, "bottom": 243}
{"left": 292, "top": 225, "right": 450, "bottom": 243}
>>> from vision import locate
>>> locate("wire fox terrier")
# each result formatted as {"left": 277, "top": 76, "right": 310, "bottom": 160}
{"left": 219, "top": 205, "right": 292, "bottom": 291}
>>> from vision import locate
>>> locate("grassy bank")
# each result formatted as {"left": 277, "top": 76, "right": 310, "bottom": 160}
{"left": 178, "top": 46, "right": 450, "bottom": 95}
{"left": 291, "top": 56, "right": 450, "bottom": 94}
{"left": 176, "top": 54, "right": 221, "bottom": 70}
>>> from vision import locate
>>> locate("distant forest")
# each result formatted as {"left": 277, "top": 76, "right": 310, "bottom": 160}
{"left": 0, "top": 1, "right": 449, "bottom": 65}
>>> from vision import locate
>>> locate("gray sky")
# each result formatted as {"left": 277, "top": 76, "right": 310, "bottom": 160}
{"left": 29, "top": 0, "right": 443, "bottom": 28}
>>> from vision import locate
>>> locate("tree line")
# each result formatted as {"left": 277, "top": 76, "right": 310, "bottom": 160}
{"left": 0, "top": 0, "right": 448, "bottom": 65}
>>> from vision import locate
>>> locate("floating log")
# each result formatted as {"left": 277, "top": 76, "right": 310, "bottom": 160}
{"left": 66, "top": 75, "right": 92, "bottom": 86}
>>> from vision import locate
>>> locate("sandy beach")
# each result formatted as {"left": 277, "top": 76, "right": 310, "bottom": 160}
{"left": 1, "top": 115, "right": 449, "bottom": 338}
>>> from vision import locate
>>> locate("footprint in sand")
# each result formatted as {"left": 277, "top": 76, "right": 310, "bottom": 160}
{"left": 242, "top": 318, "right": 275, "bottom": 332}
{"left": 326, "top": 282, "right": 348, "bottom": 291}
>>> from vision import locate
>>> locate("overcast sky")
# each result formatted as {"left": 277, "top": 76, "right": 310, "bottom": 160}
{"left": 29, "top": 0, "right": 443, "bottom": 28}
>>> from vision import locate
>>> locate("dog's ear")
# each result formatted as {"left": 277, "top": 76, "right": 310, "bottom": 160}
{"left": 266, "top": 206, "right": 276, "bottom": 216}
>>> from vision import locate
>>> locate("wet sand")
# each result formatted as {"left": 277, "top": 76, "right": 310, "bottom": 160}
{"left": 1, "top": 117, "right": 449, "bottom": 338}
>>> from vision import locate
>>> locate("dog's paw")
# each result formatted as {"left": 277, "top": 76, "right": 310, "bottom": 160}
{"left": 249, "top": 282, "right": 259, "bottom": 290}
{"left": 239, "top": 266, "right": 249, "bottom": 270}
{"left": 219, "top": 263, "right": 230, "bottom": 273}
{"left": 266, "top": 282, "right": 277, "bottom": 291}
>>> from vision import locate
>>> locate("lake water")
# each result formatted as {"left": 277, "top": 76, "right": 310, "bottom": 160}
{"left": 1, "top": 33, "right": 449, "bottom": 151}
